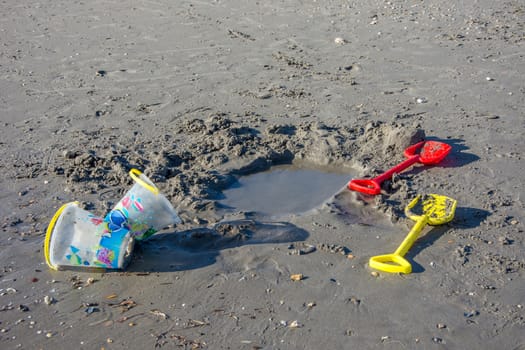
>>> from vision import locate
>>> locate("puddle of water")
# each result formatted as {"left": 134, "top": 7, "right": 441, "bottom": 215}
{"left": 219, "top": 164, "right": 352, "bottom": 217}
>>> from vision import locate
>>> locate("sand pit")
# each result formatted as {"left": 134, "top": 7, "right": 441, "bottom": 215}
{"left": 218, "top": 164, "right": 350, "bottom": 217}
{"left": 1, "top": 0, "right": 524, "bottom": 349}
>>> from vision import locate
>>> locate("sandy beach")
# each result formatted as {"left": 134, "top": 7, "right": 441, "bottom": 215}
{"left": 1, "top": 0, "right": 524, "bottom": 348}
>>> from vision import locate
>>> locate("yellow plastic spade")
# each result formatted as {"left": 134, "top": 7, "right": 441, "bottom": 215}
{"left": 369, "top": 194, "right": 457, "bottom": 274}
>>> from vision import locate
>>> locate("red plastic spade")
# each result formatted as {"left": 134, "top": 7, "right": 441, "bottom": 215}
{"left": 348, "top": 140, "right": 452, "bottom": 195}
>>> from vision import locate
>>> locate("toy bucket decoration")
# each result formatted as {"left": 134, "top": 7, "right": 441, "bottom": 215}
{"left": 44, "top": 202, "right": 135, "bottom": 270}
{"left": 106, "top": 169, "right": 181, "bottom": 240}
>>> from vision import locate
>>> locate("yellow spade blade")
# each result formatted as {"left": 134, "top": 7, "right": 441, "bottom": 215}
{"left": 405, "top": 194, "right": 457, "bottom": 225}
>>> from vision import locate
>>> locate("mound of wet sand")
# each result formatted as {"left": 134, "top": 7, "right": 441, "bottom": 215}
{"left": 47, "top": 118, "right": 424, "bottom": 223}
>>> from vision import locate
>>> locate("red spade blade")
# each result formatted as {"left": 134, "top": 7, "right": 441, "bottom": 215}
{"left": 418, "top": 141, "right": 451, "bottom": 164}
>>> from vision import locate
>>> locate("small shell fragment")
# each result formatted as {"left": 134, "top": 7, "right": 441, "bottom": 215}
{"left": 334, "top": 37, "right": 347, "bottom": 45}
{"left": 44, "top": 296, "right": 55, "bottom": 305}
{"left": 371, "top": 271, "right": 379, "bottom": 277}
{"left": 290, "top": 274, "right": 304, "bottom": 281}
{"left": 289, "top": 320, "right": 303, "bottom": 328}
{"left": 150, "top": 309, "right": 168, "bottom": 319}
{"left": 347, "top": 254, "right": 355, "bottom": 260}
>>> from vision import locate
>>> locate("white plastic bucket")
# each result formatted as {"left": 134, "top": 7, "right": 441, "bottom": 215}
{"left": 106, "top": 169, "right": 181, "bottom": 240}
{"left": 44, "top": 202, "right": 135, "bottom": 270}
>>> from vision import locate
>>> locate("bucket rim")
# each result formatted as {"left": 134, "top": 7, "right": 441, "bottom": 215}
{"left": 44, "top": 201, "right": 80, "bottom": 270}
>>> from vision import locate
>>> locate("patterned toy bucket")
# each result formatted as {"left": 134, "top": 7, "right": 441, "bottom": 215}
{"left": 105, "top": 169, "right": 181, "bottom": 240}
{"left": 44, "top": 202, "right": 135, "bottom": 270}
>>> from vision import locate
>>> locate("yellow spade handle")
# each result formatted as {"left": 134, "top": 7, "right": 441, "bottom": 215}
{"left": 369, "top": 215, "right": 428, "bottom": 274}
{"left": 394, "top": 215, "right": 428, "bottom": 257}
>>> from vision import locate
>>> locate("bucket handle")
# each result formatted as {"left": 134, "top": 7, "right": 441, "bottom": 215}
{"left": 129, "top": 169, "right": 159, "bottom": 195}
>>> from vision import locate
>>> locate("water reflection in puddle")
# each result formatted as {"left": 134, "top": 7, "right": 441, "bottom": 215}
{"left": 219, "top": 165, "right": 352, "bottom": 217}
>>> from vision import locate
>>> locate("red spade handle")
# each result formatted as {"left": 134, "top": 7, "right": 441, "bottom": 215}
{"left": 348, "top": 141, "right": 427, "bottom": 195}
{"left": 348, "top": 155, "right": 419, "bottom": 195}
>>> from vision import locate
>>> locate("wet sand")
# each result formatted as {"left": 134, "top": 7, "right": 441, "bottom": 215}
{"left": 1, "top": 0, "right": 524, "bottom": 348}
